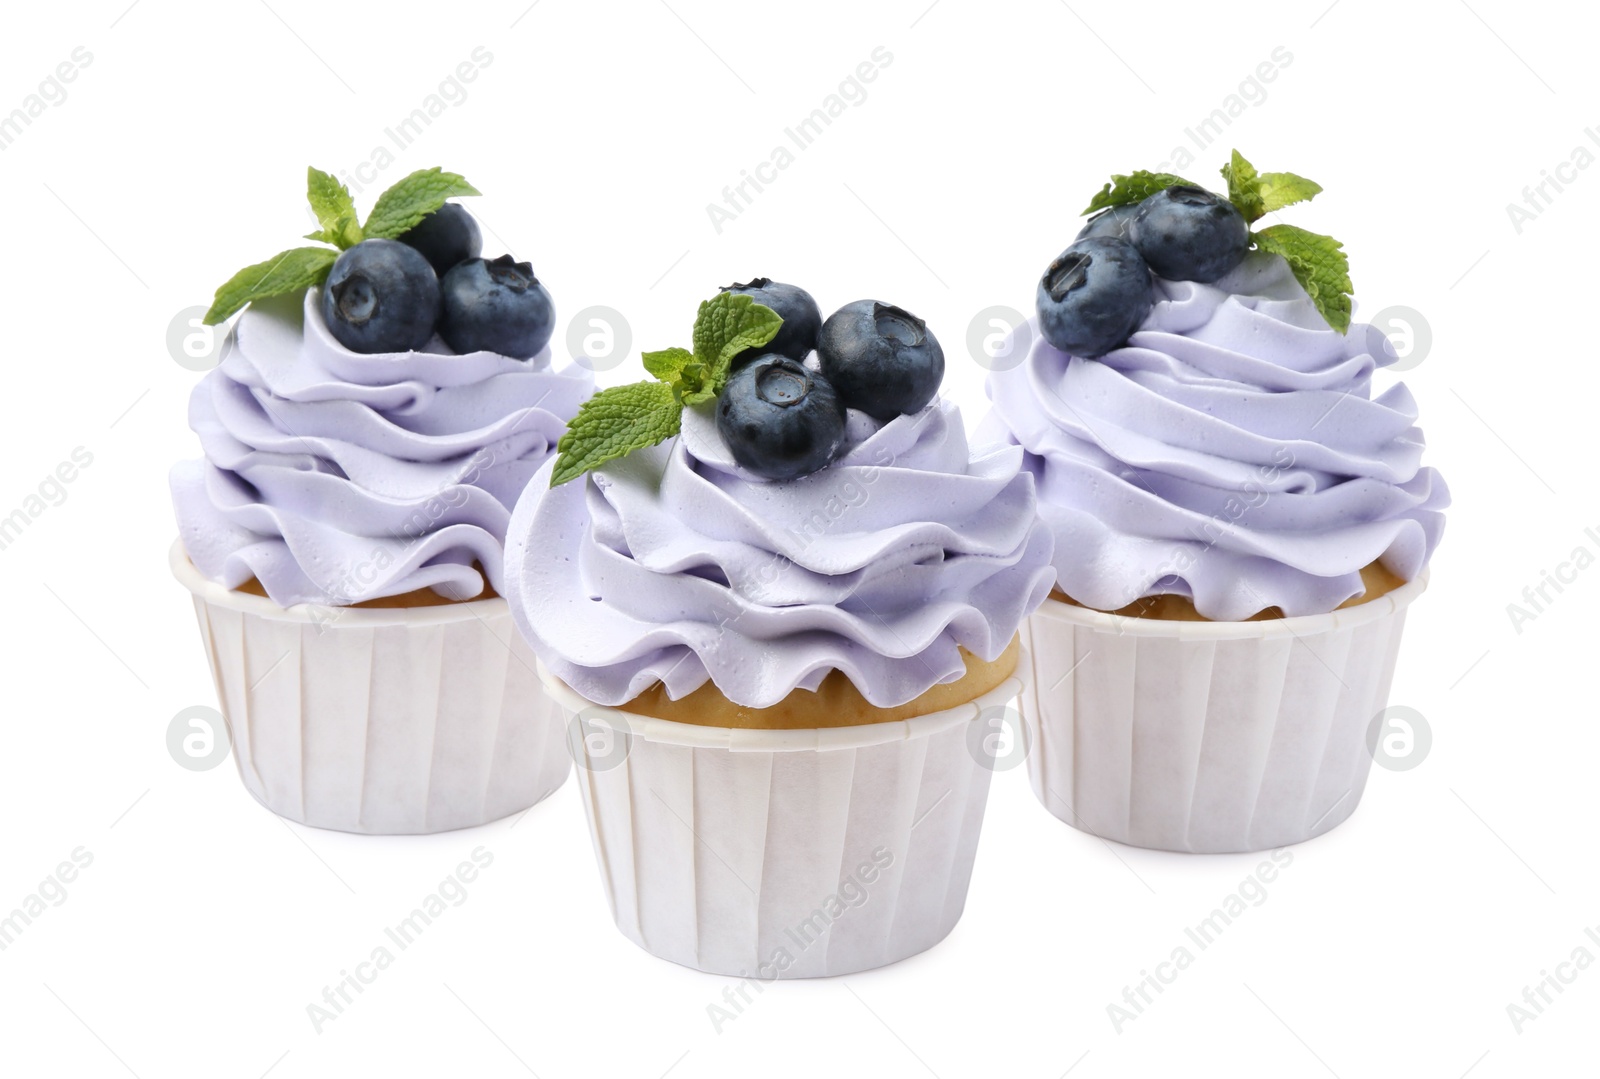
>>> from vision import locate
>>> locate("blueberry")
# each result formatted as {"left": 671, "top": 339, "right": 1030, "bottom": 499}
{"left": 1129, "top": 184, "right": 1249, "bottom": 283}
{"left": 816, "top": 300, "right": 944, "bottom": 421}
{"left": 396, "top": 202, "right": 483, "bottom": 277}
{"left": 437, "top": 255, "right": 555, "bottom": 359}
{"left": 720, "top": 278, "right": 822, "bottom": 366}
{"left": 1035, "top": 237, "right": 1153, "bottom": 358}
{"left": 321, "top": 239, "right": 440, "bottom": 354}
{"left": 1076, "top": 203, "right": 1139, "bottom": 242}
{"left": 716, "top": 355, "right": 846, "bottom": 481}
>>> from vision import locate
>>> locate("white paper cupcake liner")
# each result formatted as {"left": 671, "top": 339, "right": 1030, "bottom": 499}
{"left": 539, "top": 657, "right": 1027, "bottom": 978}
{"left": 171, "top": 541, "right": 569, "bottom": 834}
{"left": 1018, "top": 575, "right": 1427, "bottom": 854}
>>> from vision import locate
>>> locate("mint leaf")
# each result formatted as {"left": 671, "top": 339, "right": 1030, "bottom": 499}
{"left": 690, "top": 292, "right": 783, "bottom": 392}
{"left": 550, "top": 381, "right": 682, "bottom": 486}
{"left": 1220, "top": 150, "right": 1264, "bottom": 223}
{"left": 361, "top": 167, "right": 480, "bottom": 240}
{"left": 304, "top": 167, "right": 362, "bottom": 249}
{"left": 203, "top": 246, "right": 339, "bottom": 325}
{"left": 1257, "top": 171, "right": 1323, "bottom": 215}
{"left": 1081, "top": 171, "right": 1194, "bottom": 216}
{"left": 1252, "top": 224, "right": 1353, "bottom": 334}
{"left": 642, "top": 347, "right": 695, "bottom": 381}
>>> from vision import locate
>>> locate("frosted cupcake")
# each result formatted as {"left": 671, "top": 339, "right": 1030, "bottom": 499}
{"left": 981, "top": 152, "right": 1448, "bottom": 853}
{"left": 170, "top": 167, "right": 593, "bottom": 834}
{"left": 506, "top": 283, "right": 1054, "bottom": 976}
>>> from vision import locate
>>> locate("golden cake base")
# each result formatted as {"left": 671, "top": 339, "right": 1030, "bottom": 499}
{"left": 618, "top": 636, "right": 1021, "bottom": 731}
{"left": 1050, "top": 561, "right": 1407, "bottom": 622}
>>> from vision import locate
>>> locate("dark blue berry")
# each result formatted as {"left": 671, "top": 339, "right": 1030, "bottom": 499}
{"left": 438, "top": 255, "right": 555, "bottom": 359}
{"left": 721, "top": 278, "right": 822, "bottom": 366}
{"left": 321, "top": 239, "right": 440, "bottom": 354}
{"left": 1130, "top": 185, "right": 1249, "bottom": 283}
{"left": 397, "top": 202, "right": 483, "bottom": 277}
{"left": 1076, "top": 203, "right": 1139, "bottom": 242}
{"left": 1035, "top": 237, "right": 1153, "bottom": 358}
{"left": 716, "top": 355, "right": 846, "bottom": 481}
{"left": 816, "top": 300, "right": 944, "bottom": 421}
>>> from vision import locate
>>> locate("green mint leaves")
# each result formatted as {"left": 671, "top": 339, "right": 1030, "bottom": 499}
{"left": 1081, "top": 170, "right": 1194, "bottom": 216}
{"left": 1219, "top": 150, "right": 1346, "bottom": 332}
{"left": 1219, "top": 150, "right": 1265, "bottom": 223}
{"left": 361, "top": 167, "right": 480, "bottom": 240}
{"left": 548, "top": 381, "right": 684, "bottom": 487}
{"left": 551, "top": 292, "right": 783, "bottom": 486}
{"left": 204, "top": 247, "right": 342, "bottom": 330}
{"left": 1251, "top": 224, "right": 1353, "bottom": 334}
{"left": 202, "top": 166, "right": 479, "bottom": 325}
{"left": 1079, "top": 150, "right": 1351, "bottom": 334}
{"left": 303, "top": 167, "right": 363, "bottom": 249}
{"left": 1220, "top": 149, "right": 1323, "bottom": 224}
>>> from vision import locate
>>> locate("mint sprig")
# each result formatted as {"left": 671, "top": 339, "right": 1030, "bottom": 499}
{"left": 551, "top": 292, "right": 783, "bottom": 486}
{"left": 1077, "top": 150, "right": 1351, "bottom": 334}
{"left": 202, "top": 166, "right": 480, "bottom": 325}
{"left": 361, "top": 167, "right": 480, "bottom": 240}
{"left": 1251, "top": 224, "right": 1352, "bottom": 334}
{"left": 1081, "top": 170, "right": 1194, "bottom": 216}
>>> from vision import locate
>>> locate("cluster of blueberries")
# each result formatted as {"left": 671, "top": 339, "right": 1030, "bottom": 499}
{"left": 1037, "top": 185, "right": 1250, "bottom": 358}
{"left": 714, "top": 279, "right": 944, "bottom": 481}
{"left": 320, "top": 203, "right": 555, "bottom": 359}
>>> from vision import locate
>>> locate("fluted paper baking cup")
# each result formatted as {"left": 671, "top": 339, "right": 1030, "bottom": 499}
{"left": 170, "top": 541, "right": 569, "bottom": 835}
{"left": 1018, "top": 574, "right": 1427, "bottom": 854}
{"left": 539, "top": 658, "right": 1026, "bottom": 978}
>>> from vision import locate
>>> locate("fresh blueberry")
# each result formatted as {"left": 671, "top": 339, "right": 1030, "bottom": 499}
{"left": 816, "top": 300, "right": 944, "bottom": 421}
{"left": 1035, "top": 237, "right": 1153, "bottom": 358}
{"left": 437, "top": 255, "right": 555, "bottom": 359}
{"left": 1076, "top": 203, "right": 1139, "bottom": 242}
{"left": 720, "top": 278, "right": 822, "bottom": 366}
{"left": 1130, "top": 184, "right": 1249, "bottom": 283}
{"left": 321, "top": 239, "right": 440, "bottom": 354}
{"left": 716, "top": 355, "right": 846, "bottom": 481}
{"left": 396, "top": 202, "right": 483, "bottom": 277}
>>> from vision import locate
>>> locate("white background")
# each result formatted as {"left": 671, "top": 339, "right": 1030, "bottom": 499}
{"left": 0, "top": 0, "right": 1594, "bottom": 1075}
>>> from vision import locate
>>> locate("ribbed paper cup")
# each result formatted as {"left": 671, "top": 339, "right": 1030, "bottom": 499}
{"left": 170, "top": 541, "right": 569, "bottom": 835}
{"left": 539, "top": 658, "right": 1026, "bottom": 978}
{"left": 1018, "top": 576, "right": 1427, "bottom": 854}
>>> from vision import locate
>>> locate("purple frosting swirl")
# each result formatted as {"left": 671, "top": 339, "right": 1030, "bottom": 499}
{"left": 170, "top": 290, "right": 593, "bottom": 606}
{"left": 981, "top": 251, "right": 1449, "bottom": 619}
{"left": 506, "top": 400, "right": 1056, "bottom": 709}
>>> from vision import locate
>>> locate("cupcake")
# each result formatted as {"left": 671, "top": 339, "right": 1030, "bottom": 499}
{"left": 505, "top": 283, "right": 1054, "bottom": 976}
{"left": 981, "top": 152, "right": 1448, "bottom": 853}
{"left": 169, "top": 167, "right": 593, "bottom": 834}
